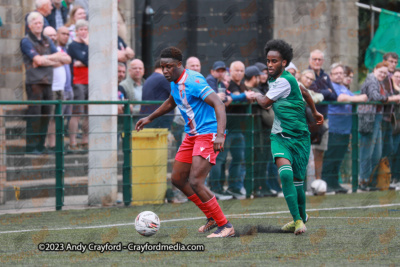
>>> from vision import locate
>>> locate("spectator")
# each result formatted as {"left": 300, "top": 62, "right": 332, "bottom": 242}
{"left": 43, "top": 26, "right": 71, "bottom": 152}
{"left": 308, "top": 49, "right": 338, "bottom": 181}
{"left": 222, "top": 70, "right": 231, "bottom": 89}
{"left": 299, "top": 70, "right": 324, "bottom": 104}
{"left": 382, "top": 53, "right": 399, "bottom": 164}
{"left": 119, "top": 59, "right": 145, "bottom": 123}
{"left": 117, "top": 63, "right": 129, "bottom": 137}
{"left": 206, "top": 61, "right": 227, "bottom": 93}
{"left": 67, "top": 19, "right": 89, "bottom": 152}
{"left": 185, "top": 56, "right": 201, "bottom": 73}
{"left": 65, "top": 6, "right": 86, "bottom": 44}
{"left": 342, "top": 66, "right": 354, "bottom": 90}
{"left": 56, "top": 26, "right": 73, "bottom": 116}
{"left": 118, "top": 62, "right": 126, "bottom": 84}
{"left": 25, "top": 0, "right": 53, "bottom": 34}
{"left": 285, "top": 62, "right": 300, "bottom": 81}
{"left": 117, "top": 22, "right": 135, "bottom": 63}
{"left": 321, "top": 63, "right": 367, "bottom": 193}
{"left": 46, "top": 0, "right": 68, "bottom": 30}
{"left": 74, "top": 0, "right": 88, "bottom": 16}
{"left": 390, "top": 69, "right": 400, "bottom": 187}
{"left": 20, "top": 12, "right": 66, "bottom": 154}
{"left": 254, "top": 62, "right": 268, "bottom": 94}
{"left": 358, "top": 62, "right": 400, "bottom": 190}
{"left": 117, "top": 62, "right": 128, "bottom": 104}
{"left": 117, "top": 0, "right": 128, "bottom": 43}
{"left": 244, "top": 66, "right": 277, "bottom": 198}
{"left": 209, "top": 61, "right": 253, "bottom": 200}
{"left": 140, "top": 59, "right": 173, "bottom": 129}
{"left": 62, "top": 0, "right": 75, "bottom": 19}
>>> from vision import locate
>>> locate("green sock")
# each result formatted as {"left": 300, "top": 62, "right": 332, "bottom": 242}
{"left": 278, "top": 165, "right": 302, "bottom": 222}
{"left": 294, "top": 181, "right": 306, "bottom": 223}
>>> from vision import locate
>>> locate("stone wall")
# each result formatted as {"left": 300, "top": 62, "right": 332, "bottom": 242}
{"left": 0, "top": 0, "right": 35, "bottom": 100}
{"left": 0, "top": 0, "right": 134, "bottom": 101}
{"left": 274, "top": 0, "right": 359, "bottom": 90}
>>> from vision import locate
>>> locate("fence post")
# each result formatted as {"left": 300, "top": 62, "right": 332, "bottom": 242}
{"left": 351, "top": 104, "right": 359, "bottom": 193}
{"left": 122, "top": 103, "right": 132, "bottom": 206}
{"left": 55, "top": 102, "right": 65, "bottom": 210}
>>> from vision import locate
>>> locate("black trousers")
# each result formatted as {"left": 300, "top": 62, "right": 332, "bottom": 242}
{"left": 25, "top": 84, "right": 53, "bottom": 153}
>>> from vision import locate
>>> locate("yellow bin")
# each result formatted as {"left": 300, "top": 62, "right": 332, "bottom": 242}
{"left": 131, "top": 128, "right": 169, "bottom": 205}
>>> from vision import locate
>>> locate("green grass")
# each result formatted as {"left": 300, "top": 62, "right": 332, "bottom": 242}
{"left": 0, "top": 191, "right": 400, "bottom": 266}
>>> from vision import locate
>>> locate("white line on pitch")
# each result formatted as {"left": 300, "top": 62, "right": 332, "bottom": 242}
{"left": 0, "top": 203, "right": 399, "bottom": 235}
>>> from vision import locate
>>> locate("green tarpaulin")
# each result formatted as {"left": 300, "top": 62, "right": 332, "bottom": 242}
{"left": 365, "top": 9, "right": 400, "bottom": 71}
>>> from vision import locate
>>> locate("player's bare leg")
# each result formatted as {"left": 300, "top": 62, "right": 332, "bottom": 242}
{"left": 171, "top": 160, "right": 216, "bottom": 232}
{"left": 170, "top": 160, "right": 195, "bottom": 197}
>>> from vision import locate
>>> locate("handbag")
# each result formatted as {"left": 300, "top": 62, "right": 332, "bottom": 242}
{"left": 305, "top": 106, "right": 327, "bottom": 145}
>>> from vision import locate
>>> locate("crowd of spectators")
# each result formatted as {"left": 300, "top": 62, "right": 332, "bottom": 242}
{"left": 18, "top": 0, "right": 400, "bottom": 198}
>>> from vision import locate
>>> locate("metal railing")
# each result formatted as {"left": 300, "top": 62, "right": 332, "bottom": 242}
{"left": 0, "top": 100, "right": 397, "bottom": 211}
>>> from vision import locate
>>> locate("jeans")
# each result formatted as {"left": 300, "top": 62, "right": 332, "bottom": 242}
{"left": 209, "top": 132, "right": 245, "bottom": 192}
{"left": 359, "top": 113, "right": 383, "bottom": 183}
{"left": 321, "top": 132, "right": 350, "bottom": 189}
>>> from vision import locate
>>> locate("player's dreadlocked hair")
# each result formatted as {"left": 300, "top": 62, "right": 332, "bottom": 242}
{"left": 264, "top": 39, "right": 293, "bottom": 67}
{"left": 160, "top": 47, "right": 183, "bottom": 62}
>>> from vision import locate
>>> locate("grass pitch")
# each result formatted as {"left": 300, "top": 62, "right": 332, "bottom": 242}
{"left": 0, "top": 190, "right": 400, "bottom": 266}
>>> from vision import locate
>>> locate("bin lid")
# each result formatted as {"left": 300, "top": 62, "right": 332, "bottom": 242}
{"left": 131, "top": 128, "right": 169, "bottom": 138}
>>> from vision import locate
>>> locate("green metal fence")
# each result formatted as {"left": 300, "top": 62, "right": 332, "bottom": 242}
{"left": 0, "top": 100, "right": 397, "bottom": 212}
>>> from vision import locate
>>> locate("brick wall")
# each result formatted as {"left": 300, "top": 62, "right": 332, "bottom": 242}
{"left": 273, "top": 0, "right": 359, "bottom": 90}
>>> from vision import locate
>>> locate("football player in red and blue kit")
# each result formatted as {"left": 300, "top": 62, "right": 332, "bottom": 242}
{"left": 136, "top": 47, "right": 234, "bottom": 238}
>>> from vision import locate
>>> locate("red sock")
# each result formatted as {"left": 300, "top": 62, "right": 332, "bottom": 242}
{"left": 188, "top": 194, "right": 212, "bottom": 219}
{"left": 203, "top": 196, "right": 228, "bottom": 226}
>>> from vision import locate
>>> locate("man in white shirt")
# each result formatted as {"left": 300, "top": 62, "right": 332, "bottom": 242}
{"left": 43, "top": 26, "right": 71, "bottom": 152}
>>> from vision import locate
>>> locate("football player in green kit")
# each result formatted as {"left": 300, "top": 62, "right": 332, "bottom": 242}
{"left": 253, "top": 39, "right": 324, "bottom": 235}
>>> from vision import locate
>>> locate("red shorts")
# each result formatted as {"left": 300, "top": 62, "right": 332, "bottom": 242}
{"left": 175, "top": 133, "right": 221, "bottom": 165}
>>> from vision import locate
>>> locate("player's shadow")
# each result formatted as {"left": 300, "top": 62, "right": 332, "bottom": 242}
{"left": 233, "top": 224, "right": 289, "bottom": 237}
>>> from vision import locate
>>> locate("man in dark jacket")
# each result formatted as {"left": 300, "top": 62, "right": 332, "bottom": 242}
{"left": 21, "top": 12, "right": 70, "bottom": 154}
{"left": 46, "top": 0, "right": 69, "bottom": 30}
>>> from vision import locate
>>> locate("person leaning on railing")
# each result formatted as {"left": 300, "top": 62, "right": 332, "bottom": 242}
{"left": 389, "top": 69, "right": 400, "bottom": 188}
{"left": 321, "top": 63, "right": 367, "bottom": 194}
{"left": 358, "top": 62, "right": 400, "bottom": 191}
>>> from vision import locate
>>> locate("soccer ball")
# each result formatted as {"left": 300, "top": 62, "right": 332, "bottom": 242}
{"left": 135, "top": 211, "right": 160, "bottom": 237}
{"left": 311, "top": 179, "right": 327, "bottom": 196}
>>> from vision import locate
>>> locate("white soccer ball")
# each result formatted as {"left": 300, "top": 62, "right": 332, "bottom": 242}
{"left": 135, "top": 211, "right": 160, "bottom": 237}
{"left": 311, "top": 179, "right": 327, "bottom": 195}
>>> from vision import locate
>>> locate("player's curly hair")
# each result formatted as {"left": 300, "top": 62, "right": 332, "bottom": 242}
{"left": 160, "top": 47, "right": 183, "bottom": 62}
{"left": 264, "top": 39, "right": 293, "bottom": 67}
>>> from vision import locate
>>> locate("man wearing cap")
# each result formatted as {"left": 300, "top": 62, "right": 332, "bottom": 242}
{"left": 255, "top": 62, "right": 269, "bottom": 94}
{"left": 206, "top": 61, "right": 227, "bottom": 93}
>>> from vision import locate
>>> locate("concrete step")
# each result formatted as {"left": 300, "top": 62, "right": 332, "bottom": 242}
{"left": 3, "top": 175, "right": 124, "bottom": 202}
{"left": 5, "top": 120, "right": 26, "bottom": 140}
{"left": 1, "top": 105, "right": 28, "bottom": 119}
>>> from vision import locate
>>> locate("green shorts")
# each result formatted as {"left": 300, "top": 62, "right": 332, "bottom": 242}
{"left": 270, "top": 132, "right": 310, "bottom": 180}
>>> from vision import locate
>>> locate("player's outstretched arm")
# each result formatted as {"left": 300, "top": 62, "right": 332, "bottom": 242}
{"left": 204, "top": 92, "right": 226, "bottom": 152}
{"left": 135, "top": 95, "right": 177, "bottom": 131}
{"left": 299, "top": 84, "right": 324, "bottom": 125}
{"left": 255, "top": 93, "right": 274, "bottom": 109}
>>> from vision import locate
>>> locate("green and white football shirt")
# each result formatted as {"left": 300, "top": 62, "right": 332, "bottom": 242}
{"left": 266, "top": 71, "right": 309, "bottom": 137}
